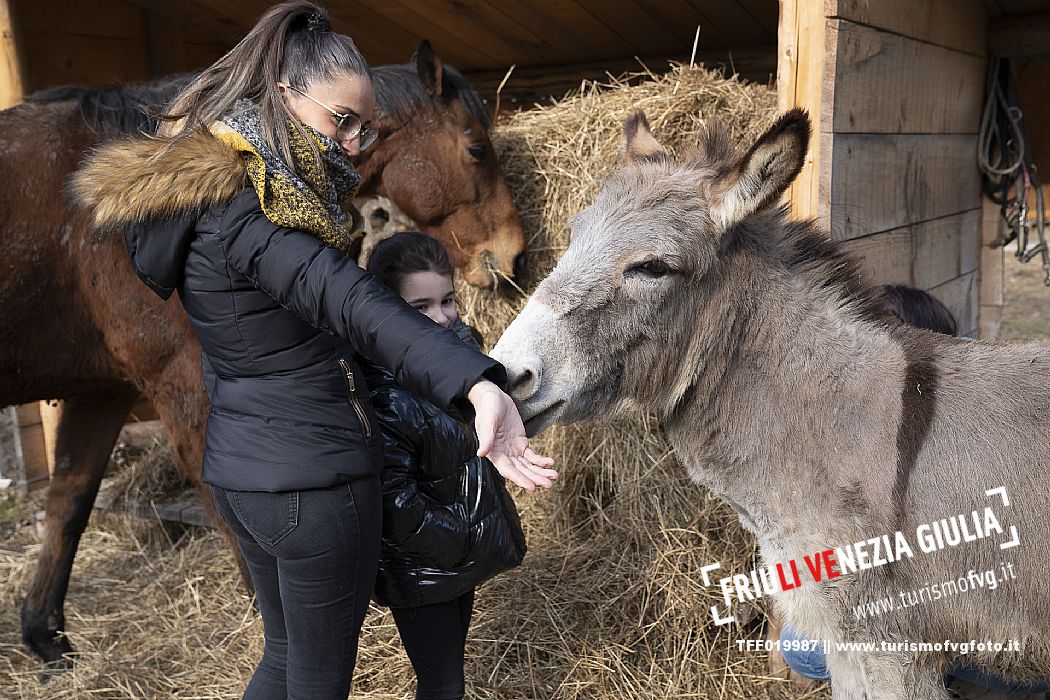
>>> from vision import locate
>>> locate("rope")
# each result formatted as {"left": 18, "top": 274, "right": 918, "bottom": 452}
{"left": 978, "top": 55, "right": 1050, "bottom": 285}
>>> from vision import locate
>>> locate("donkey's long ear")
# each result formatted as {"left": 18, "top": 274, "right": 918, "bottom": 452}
{"left": 708, "top": 109, "right": 810, "bottom": 230}
{"left": 413, "top": 40, "right": 444, "bottom": 97}
{"left": 622, "top": 110, "right": 667, "bottom": 163}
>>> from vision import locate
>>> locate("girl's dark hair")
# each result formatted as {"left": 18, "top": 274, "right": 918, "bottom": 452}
{"left": 162, "top": 1, "right": 371, "bottom": 166}
{"left": 881, "top": 284, "right": 959, "bottom": 336}
{"left": 366, "top": 231, "right": 454, "bottom": 293}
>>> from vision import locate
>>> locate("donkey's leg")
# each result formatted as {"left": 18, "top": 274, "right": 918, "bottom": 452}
{"left": 827, "top": 650, "right": 871, "bottom": 700}
{"left": 21, "top": 389, "right": 139, "bottom": 666}
{"left": 856, "top": 652, "right": 951, "bottom": 700}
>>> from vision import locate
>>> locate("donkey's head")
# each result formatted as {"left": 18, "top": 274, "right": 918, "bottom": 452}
{"left": 492, "top": 109, "right": 810, "bottom": 434}
{"left": 358, "top": 42, "right": 527, "bottom": 289}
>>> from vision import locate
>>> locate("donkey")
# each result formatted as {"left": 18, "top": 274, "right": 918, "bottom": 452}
{"left": 1, "top": 41, "right": 525, "bottom": 666}
{"left": 491, "top": 109, "right": 1050, "bottom": 699}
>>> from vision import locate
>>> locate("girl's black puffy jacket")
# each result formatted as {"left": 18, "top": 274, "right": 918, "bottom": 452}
{"left": 364, "top": 320, "right": 526, "bottom": 609}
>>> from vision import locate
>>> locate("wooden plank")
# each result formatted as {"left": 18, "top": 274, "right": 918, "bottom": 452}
{"left": 673, "top": 0, "right": 768, "bottom": 48}
{"left": 830, "top": 0, "right": 987, "bottom": 56}
{"left": 0, "top": 0, "right": 23, "bottom": 108}
{"left": 467, "top": 47, "right": 777, "bottom": 109}
{"left": 1015, "top": 61, "right": 1050, "bottom": 171}
{"left": 778, "top": 0, "right": 830, "bottom": 224}
{"left": 472, "top": 0, "right": 603, "bottom": 60}
{"left": 14, "top": 403, "right": 48, "bottom": 491}
{"left": 828, "top": 134, "right": 981, "bottom": 241}
{"left": 842, "top": 229, "right": 912, "bottom": 284}
{"left": 988, "top": 11, "right": 1050, "bottom": 57}
{"left": 735, "top": 0, "right": 780, "bottom": 41}
{"left": 0, "top": 406, "right": 25, "bottom": 489}
{"left": 369, "top": 0, "right": 528, "bottom": 68}
{"left": 22, "top": 31, "right": 149, "bottom": 90}
{"left": 831, "top": 20, "right": 985, "bottom": 134}
{"left": 145, "top": 8, "right": 188, "bottom": 77}
{"left": 13, "top": 0, "right": 145, "bottom": 41}
{"left": 912, "top": 209, "right": 982, "bottom": 288}
{"left": 980, "top": 197, "right": 1005, "bottom": 309}
{"left": 573, "top": 0, "right": 686, "bottom": 56}
{"left": 839, "top": 210, "right": 981, "bottom": 288}
{"left": 183, "top": 43, "right": 227, "bottom": 72}
{"left": 929, "top": 271, "right": 979, "bottom": 337}
{"left": 979, "top": 303, "right": 1003, "bottom": 339}
{"left": 38, "top": 400, "right": 60, "bottom": 477}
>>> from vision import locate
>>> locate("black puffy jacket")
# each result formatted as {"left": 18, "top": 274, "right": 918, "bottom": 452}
{"left": 366, "top": 320, "right": 526, "bottom": 608}
{"left": 73, "top": 130, "right": 506, "bottom": 492}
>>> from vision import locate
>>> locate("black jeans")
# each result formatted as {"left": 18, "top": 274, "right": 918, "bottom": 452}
{"left": 390, "top": 589, "right": 476, "bottom": 700}
{"left": 212, "top": 476, "right": 382, "bottom": 700}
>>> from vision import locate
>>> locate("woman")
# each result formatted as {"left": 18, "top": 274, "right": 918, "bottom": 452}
{"left": 71, "top": 3, "right": 556, "bottom": 699}
{"left": 365, "top": 232, "right": 527, "bottom": 700}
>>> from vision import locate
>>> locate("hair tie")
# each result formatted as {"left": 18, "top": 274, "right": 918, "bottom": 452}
{"left": 305, "top": 12, "right": 330, "bottom": 33}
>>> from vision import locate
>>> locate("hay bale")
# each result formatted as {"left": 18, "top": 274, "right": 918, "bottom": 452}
{"left": 0, "top": 65, "right": 819, "bottom": 699}
{"left": 443, "top": 64, "right": 806, "bottom": 698}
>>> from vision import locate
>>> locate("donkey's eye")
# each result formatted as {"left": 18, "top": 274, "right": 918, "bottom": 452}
{"left": 467, "top": 144, "right": 486, "bottom": 162}
{"left": 626, "top": 259, "right": 672, "bottom": 278}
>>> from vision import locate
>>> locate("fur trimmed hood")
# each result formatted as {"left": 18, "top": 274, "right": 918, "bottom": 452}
{"left": 71, "top": 131, "right": 247, "bottom": 232}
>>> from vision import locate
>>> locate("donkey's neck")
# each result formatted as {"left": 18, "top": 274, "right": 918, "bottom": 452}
{"left": 661, "top": 265, "right": 906, "bottom": 549}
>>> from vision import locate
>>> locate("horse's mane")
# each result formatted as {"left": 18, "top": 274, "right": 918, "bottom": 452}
{"left": 24, "top": 62, "right": 490, "bottom": 139}
{"left": 372, "top": 62, "right": 491, "bottom": 130}
{"left": 26, "top": 74, "right": 195, "bottom": 138}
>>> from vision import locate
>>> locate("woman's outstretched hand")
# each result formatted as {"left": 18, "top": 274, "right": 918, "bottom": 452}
{"left": 468, "top": 380, "right": 558, "bottom": 491}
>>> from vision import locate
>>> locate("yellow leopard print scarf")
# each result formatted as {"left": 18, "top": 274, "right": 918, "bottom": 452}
{"left": 211, "top": 99, "right": 364, "bottom": 255}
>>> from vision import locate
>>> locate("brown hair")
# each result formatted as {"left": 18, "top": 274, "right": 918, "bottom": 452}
{"left": 366, "top": 231, "right": 454, "bottom": 294}
{"left": 161, "top": 1, "right": 371, "bottom": 166}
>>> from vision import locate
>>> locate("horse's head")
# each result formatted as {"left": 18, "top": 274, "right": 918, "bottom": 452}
{"left": 358, "top": 42, "right": 526, "bottom": 289}
{"left": 492, "top": 109, "right": 811, "bottom": 435}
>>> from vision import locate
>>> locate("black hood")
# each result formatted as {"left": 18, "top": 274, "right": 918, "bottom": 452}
{"left": 123, "top": 211, "right": 198, "bottom": 300}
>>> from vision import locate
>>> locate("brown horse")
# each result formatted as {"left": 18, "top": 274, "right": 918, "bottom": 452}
{"left": 0, "top": 41, "right": 526, "bottom": 666}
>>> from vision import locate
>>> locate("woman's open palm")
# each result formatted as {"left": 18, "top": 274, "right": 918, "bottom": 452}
{"left": 469, "top": 382, "right": 558, "bottom": 491}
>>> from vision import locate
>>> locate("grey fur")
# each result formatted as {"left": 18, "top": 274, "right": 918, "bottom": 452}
{"left": 493, "top": 110, "right": 1050, "bottom": 699}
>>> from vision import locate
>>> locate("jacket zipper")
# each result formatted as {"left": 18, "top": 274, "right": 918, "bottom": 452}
{"left": 338, "top": 358, "right": 372, "bottom": 439}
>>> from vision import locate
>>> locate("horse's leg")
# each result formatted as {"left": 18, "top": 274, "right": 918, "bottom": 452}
{"left": 144, "top": 354, "right": 253, "bottom": 593}
{"left": 20, "top": 388, "right": 139, "bottom": 666}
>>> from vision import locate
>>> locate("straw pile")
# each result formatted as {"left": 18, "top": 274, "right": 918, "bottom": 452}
{"left": 0, "top": 65, "right": 827, "bottom": 699}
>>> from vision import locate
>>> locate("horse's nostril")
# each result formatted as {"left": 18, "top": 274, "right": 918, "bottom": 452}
{"left": 512, "top": 251, "right": 528, "bottom": 281}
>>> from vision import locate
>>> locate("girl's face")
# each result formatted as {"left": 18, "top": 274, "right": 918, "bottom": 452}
{"left": 280, "top": 72, "right": 375, "bottom": 158}
{"left": 399, "top": 271, "right": 458, "bottom": 329}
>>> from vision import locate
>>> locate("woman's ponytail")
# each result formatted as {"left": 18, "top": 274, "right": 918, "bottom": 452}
{"left": 161, "top": 1, "right": 370, "bottom": 166}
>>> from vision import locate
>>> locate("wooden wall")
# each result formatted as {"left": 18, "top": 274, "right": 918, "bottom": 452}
{"left": 780, "top": 0, "right": 990, "bottom": 338}
{"left": 8, "top": 0, "right": 226, "bottom": 90}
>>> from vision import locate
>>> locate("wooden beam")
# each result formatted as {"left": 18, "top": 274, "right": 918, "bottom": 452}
{"left": 466, "top": 47, "right": 777, "bottom": 109}
{"left": 0, "top": 0, "right": 23, "bottom": 108}
{"left": 777, "top": 0, "right": 829, "bottom": 225}
{"left": 979, "top": 197, "right": 1005, "bottom": 339}
{"left": 989, "top": 11, "right": 1050, "bottom": 58}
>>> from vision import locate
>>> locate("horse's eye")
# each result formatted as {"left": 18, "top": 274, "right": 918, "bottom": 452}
{"left": 627, "top": 259, "right": 672, "bottom": 278}
{"left": 467, "top": 144, "right": 486, "bottom": 162}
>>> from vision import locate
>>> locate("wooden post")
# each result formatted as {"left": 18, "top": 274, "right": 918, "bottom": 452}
{"left": 979, "top": 198, "right": 1005, "bottom": 339}
{"left": 777, "top": 0, "right": 830, "bottom": 227}
{"left": 0, "top": 0, "right": 23, "bottom": 109}
{"left": 0, "top": 406, "right": 24, "bottom": 489}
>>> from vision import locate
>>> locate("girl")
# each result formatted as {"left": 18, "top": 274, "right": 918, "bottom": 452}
{"left": 364, "top": 232, "right": 527, "bottom": 700}
{"left": 71, "top": 3, "right": 556, "bottom": 699}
